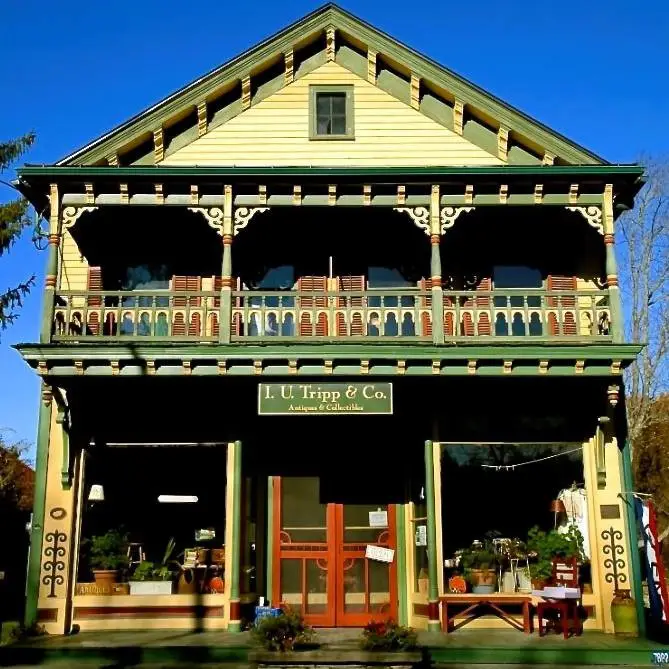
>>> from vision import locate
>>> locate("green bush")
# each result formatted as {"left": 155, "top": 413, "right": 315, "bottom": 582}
{"left": 251, "top": 610, "right": 314, "bottom": 651}
{"left": 131, "top": 538, "right": 177, "bottom": 581}
{"left": 526, "top": 524, "right": 585, "bottom": 583}
{"left": 361, "top": 619, "right": 418, "bottom": 651}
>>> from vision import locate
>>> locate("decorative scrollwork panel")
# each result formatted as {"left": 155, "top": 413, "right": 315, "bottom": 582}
{"left": 42, "top": 529, "right": 67, "bottom": 598}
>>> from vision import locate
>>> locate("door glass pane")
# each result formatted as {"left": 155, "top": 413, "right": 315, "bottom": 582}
{"left": 305, "top": 559, "right": 328, "bottom": 614}
{"left": 280, "top": 559, "right": 302, "bottom": 613}
{"left": 281, "top": 477, "right": 326, "bottom": 542}
{"left": 369, "top": 559, "right": 391, "bottom": 615}
{"left": 343, "top": 558, "right": 366, "bottom": 613}
{"left": 343, "top": 504, "right": 389, "bottom": 543}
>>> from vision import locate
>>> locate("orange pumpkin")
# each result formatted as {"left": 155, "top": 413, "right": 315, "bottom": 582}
{"left": 448, "top": 575, "right": 467, "bottom": 593}
{"left": 208, "top": 576, "right": 225, "bottom": 593}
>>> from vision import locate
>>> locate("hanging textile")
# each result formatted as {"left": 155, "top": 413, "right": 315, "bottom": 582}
{"left": 557, "top": 487, "right": 591, "bottom": 559}
{"left": 634, "top": 496, "right": 669, "bottom": 622}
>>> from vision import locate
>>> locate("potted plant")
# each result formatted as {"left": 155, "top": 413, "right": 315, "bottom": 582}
{"left": 459, "top": 544, "right": 498, "bottom": 594}
{"left": 251, "top": 609, "right": 314, "bottom": 651}
{"left": 129, "top": 538, "right": 177, "bottom": 595}
{"left": 87, "top": 529, "right": 129, "bottom": 588}
{"left": 526, "top": 525, "right": 584, "bottom": 589}
{"left": 360, "top": 619, "right": 418, "bottom": 651}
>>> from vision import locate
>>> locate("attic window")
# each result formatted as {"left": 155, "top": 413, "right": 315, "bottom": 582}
{"left": 309, "top": 85, "right": 354, "bottom": 140}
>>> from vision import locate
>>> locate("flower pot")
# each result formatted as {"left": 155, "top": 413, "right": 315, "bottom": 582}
{"left": 611, "top": 589, "right": 639, "bottom": 637}
{"left": 469, "top": 568, "right": 496, "bottom": 594}
{"left": 128, "top": 580, "right": 173, "bottom": 595}
{"left": 531, "top": 578, "right": 547, "bottom": 591}
{"left": 92, "top": 570, "right": 118, "bottom": 589}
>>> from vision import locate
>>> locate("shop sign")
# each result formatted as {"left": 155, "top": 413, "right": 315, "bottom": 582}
{"left": 415, "top": 525, "right": 427, "bottom": 547}
{"left": 366, "top": 545, "right": 395, "bottom": 563}
{"left": 258, "top": 383, "right": 393, "bottom": 416}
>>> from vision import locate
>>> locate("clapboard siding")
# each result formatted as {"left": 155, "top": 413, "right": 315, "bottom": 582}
{"left": 59, "top": 230, "right": 89, "bottom": 291}
{"left": 163, "top": 61, "right": 500, "bottom": 167}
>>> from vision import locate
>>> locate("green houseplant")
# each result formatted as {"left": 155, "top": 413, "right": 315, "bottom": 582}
{"left": 129, "top": 538, "right": 177, "bottom": 595}
{"left": 87, "top": 529, "right": 129, "bottom": 588}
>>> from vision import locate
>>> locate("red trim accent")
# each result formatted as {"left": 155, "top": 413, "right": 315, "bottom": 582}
{"left": 604, "top": 233, "right": 615, "bottom": 245}
{"left": 607, "top": 275, "right": 619, "bottom": 287}
{"left": 428, "top": 600, "right": 440, "bottom": 620}
{"left": 229, "top": 600, "right": 241, "bottom": 620}
{"left": 37, "top": 608, "right": 58, "bottom": 622}
{"left": 413, "top": 603, "right": 429, "bottom": 616}
{"left": 73, "top": 605, "right": 224, "bottom": 619}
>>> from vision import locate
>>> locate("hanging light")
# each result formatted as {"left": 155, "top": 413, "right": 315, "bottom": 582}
{"left": 88, "top": 484, "right": 105, "bottom": 502}
{"left": 550, "top": 499, "right": 566, "bottom": 514}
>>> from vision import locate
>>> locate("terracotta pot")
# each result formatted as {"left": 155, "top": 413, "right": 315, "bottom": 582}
{"left": 470, "top": 568, "right": 496, "bottom": 594}
{"left": 531, "top": 578, "right": 547, "bottom": 590}
{"left": 92, "top": 570, "right": 118, "bottom": 588}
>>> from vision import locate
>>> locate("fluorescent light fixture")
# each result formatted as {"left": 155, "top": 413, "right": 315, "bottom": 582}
{"left": 158, "top": 494, "right": 198, "bottom": 503}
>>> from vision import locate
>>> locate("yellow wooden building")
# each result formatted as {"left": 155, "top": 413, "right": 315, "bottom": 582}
{"left": 15, "top": 3, "right": 646, "bottom": 637}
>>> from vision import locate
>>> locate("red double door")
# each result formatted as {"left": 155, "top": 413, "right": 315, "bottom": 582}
{"left": 272, "top": 477, "right": 397, "bottom": 627}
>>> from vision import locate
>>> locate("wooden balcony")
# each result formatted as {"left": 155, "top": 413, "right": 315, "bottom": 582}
{"left": 51, "top": 289, "right": 613, "bottom": 344}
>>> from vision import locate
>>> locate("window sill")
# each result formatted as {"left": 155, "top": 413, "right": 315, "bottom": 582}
{"left": 309, "top": 135, "right": 356, "bottom": 141}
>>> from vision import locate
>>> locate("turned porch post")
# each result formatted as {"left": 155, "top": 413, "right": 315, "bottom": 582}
{"left": 227, "top": 440, "right": 243, "bottom": 631}
{"left": 41, "top": 184, "right": 60, "bottom": 343}
{"left": 430, "top": 185, "right": 444, "bottom": 344}
{"left": 603, "top": 184, "right": 623, "bottom": 343}
{"left": 219, "top": 184, "right": 233, "bottom": 344}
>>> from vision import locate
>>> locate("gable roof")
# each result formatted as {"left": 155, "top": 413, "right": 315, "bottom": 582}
{"left": 56, "top": 3, "right": 607, "bottom": 167}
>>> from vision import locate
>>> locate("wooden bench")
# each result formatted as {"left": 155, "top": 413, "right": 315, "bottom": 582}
{"left": 440, "top": 594, "right": 533, "bottom": 633}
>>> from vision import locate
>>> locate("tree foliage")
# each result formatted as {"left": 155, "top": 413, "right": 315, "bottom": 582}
{"left": 618, "top": 157, "right": 669, "bottom": 447}
{"left": 0, "top": 431, "right": 34, "bottom": 513}
{"left": 0, "top": 132, "right": 37, "bottom": 331}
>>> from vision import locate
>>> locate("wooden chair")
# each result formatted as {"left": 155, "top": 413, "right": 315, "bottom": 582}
{"left": 537, "top": 557, "right": 582, "bottom": 639}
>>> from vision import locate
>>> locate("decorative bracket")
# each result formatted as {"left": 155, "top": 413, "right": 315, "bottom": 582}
{"left": 62, "top": 206, "right": 98, "bottom": 229}
{"left": 565, "top": 206, "right": 604, "bottom": 235}
{"left": 393, "top": 206, "right": 430, "bottom": 235}
{"left": 440, "top": 207, "right": 475, "bottom": 234}
{"left": 233, "top": 207, "right": 270, "bottom": 236}
{"left": 188, "top": 207, "right": 225, "bottom": 235}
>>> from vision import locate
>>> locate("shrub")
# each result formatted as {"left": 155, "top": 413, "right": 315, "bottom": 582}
{"left": 251, "top": 610, "right": 314, "bottom": 651}
{"left": 361, "top": 619, "right": 418, "bottom": 651}
{"left": 87, "top": 529, "right": 129, "bottom": 571}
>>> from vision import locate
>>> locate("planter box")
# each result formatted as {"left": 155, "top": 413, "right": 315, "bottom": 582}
{"left": 128, "top": 580, "right": 173, "bottom": 595}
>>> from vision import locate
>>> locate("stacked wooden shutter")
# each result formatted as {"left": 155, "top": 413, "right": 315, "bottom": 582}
{"left": 547, "top": 275, "right": 577, "bottom": 335}
{"left": 172, "top": 276, "right": 202, "bottom": 307}
{"left": 462, "top": 277, "right": 492, "bottom": 336}
{"left": 298, "top": 276, "right": 328, "bottom": 336}
{"left": 339, "top": 275, "right": 365, "bottom": 335}
{"left": 87, "top": 267, "right": 102, "bottom": 306}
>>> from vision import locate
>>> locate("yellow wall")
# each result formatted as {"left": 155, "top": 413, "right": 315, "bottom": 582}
{"left": 162, "top": 61, "right": 501, "bottom": 167}
{"left": 59, "top": 229, "right": 89, "bottom": 291}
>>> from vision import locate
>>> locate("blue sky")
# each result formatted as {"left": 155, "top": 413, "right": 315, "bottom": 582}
{"left": 1, "top": 0, "right": 668, "bottom": 455}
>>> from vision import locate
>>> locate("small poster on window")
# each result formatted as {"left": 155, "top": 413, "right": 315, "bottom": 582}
{"left": 415, "top": 525, "right": 427, "bottom": 546}
{"left": 369, "top": 510, "right": 388, "bottom": 527}
{"left": 366, "top": 545, "right": 394, "bottom": 563}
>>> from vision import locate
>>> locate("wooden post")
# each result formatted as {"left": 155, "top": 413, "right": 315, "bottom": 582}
{"left": 603, "top": 184, "right": 623, "bottom": 342}
{"left": 41, "top": 184, "right": 60, "bottom": 343}
{"left": 220, "top": 185, "right": 233, "bottom": 344}
{"left": 430, "top": 185, "right": 444, "bottom": 344}
{"left": 424, "top": 439, "right": 440, "bottom": 631}
{"left": 228, "top": 440, "right": 243, "bottom": 631}
{"left": 24, "top": 385, "right": 53, "bottom": 628}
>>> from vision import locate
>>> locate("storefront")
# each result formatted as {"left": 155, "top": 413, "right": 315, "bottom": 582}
{"left": 15, "top": 3, "right": 645, "bottom": 637}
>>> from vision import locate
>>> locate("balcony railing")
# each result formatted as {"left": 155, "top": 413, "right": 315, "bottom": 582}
{"left": 51, "top": 289, "right": 612, "bottom": 343}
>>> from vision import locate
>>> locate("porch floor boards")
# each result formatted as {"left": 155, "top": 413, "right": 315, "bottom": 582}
{"left": 1, "top": 628, "right": 662, "bottom": 666}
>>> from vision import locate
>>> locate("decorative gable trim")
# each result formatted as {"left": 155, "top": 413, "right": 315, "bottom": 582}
{"left": 55, "top": 3, "right": 606, "bottom": 168}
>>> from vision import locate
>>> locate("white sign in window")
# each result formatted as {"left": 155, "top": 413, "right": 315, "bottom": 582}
{"left": 369, "top": 510, "right": 388, "bottom": 528}
{"left": 366, "top": 545, "right": 395, "bottom": 563}
{"left": 415, "top": 525, "right": 427, "bottom": 546}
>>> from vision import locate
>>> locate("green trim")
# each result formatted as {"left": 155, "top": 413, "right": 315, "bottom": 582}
{"left": 620, "top": 440, "right": 646, "bottom": 636}
{"left": 24, "top": 393, "right": 52, "bottom": 628}
{"left": 53, "top": 4, "right": 610, "bottom": 167}
{"left": 395, "top": 503, "right": 408, "bottom": 626}
{"left": 308, "top": 85, "right": 355, "bottom": 140}
{"left": 424, "top": 440, "right": 440, "bottom": 632}
{"left": 266, "top": 476, "right": 274, "bottom": 605}
{"left": 14, "top": 342, "right": 644, "bottom": 360}
{"left": 228, "top": 440, "right": 243, "bottom": 632}
{"left": 19, "top": 164, "right": 645, "bottom": 179}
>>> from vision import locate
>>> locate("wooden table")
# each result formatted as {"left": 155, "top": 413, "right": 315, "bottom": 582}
{"left": 440, "top": 594, "right": 533, "bottom": 633}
